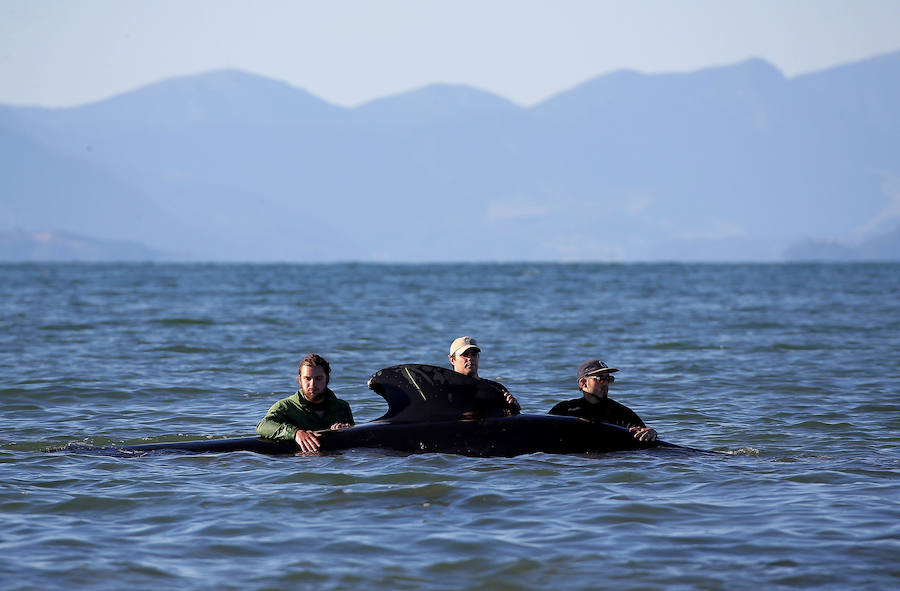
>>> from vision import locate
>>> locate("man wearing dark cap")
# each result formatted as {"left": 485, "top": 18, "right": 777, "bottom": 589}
{"left": 548, "top": 360, "right": 657, "bottom": 442}
{"left": 448, "top": 336, "right": 520, "bottom": 415}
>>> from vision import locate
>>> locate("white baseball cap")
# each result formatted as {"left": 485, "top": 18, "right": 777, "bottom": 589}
{"left": 449, "top": 336, "right": 481, "bottom": 357}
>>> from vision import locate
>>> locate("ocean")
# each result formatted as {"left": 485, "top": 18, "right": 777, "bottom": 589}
{"left": 2, "top": 262, "right": 898, "bottom": 590}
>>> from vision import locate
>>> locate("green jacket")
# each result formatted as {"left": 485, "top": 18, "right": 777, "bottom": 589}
{"left": 256, "top": 388, "right": 354, "bottom": 440}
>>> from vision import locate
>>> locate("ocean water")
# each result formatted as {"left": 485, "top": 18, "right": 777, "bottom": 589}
{"left": 1, "top": 262, "right": 898, "bottom": 590}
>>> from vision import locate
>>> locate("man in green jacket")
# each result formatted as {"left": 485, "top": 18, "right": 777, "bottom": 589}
{"left": 256, "top": 353, "right": 354, "bottom": 452}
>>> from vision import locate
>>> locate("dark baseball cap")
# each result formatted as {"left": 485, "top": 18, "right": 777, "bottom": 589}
{"left": 577, "top": 359, "right": 619, "bottom": 381}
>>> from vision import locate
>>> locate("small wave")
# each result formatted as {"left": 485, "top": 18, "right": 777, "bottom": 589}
{"left": 39, "top": 436, "right": 124, "bottom": 453}
{"left": 145, "top": 345, "right": 215, "bottom": 354}
{"left": 650, "top": 341, "right": 707, "bottom": 350}
{"left": 39, "top": 323, "right": 95, "bottom": 331}
{"left": 729, "top": 447, "right": 760, "bottom": 456}
{"left": 767, "top": 342, "right": 824, "bottom": 351}
{"left": 152, "top": 318, "right": 216, "bottom": 326}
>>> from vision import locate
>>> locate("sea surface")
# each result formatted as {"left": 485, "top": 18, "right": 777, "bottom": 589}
{"left": 1, "top": 262, "right": 898, "bottom": 590}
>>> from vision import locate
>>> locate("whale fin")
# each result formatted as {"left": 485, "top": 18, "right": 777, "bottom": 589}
{"left": 367, "top": 364, "right": 511, "bottom": 423}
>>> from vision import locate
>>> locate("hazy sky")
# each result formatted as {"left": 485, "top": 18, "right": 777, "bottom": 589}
{"left": 2, "top": 0, "right": 899, "bottom": 108}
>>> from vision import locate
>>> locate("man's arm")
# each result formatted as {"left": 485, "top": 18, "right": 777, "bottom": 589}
{"left": 256, "top": 412, "right": 323, "bottom": 451}
{"left": 256, "top": 416, "right": 299, "bottom": 440}
{"left": 502, "top": 389, "right": 520, "bottom": 414}
{"left": 256, "top": 399, "right": 304, "bottom": 440}
{"left": 480, "top": 379, "right": 520, "bottom": 415}
{"left": 614, "top": 401, "right": 658, "bottom": 442}
{"left": 326, "top": 399, "right": 355, "bottom": 430}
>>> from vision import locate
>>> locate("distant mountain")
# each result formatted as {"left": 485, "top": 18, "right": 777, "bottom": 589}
{"left": 782, "top": 238, "right": 863, "bottom": 262}
{"left": 784, "top": 223, "right": 900, "bottom": 261}
{"left": 0, "top": 126, "right": 187, "bottom": 248}
{"left": 2, "top": 54, "right": 899, "bottom": 261}
{"left": 0, "top": 229, "right": 166, "bottom": 261}
{"left": 859, "top": 223, "right": 900, "bottom": 259}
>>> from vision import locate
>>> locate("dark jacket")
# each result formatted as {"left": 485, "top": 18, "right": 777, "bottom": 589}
{"left": 548, "top": 396, "right": 646, "bottom": 429}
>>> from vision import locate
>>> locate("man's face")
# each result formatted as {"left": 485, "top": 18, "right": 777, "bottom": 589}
{"left": 450, "top": 349, "right": 479, "bottom": 377}
{"left": 299, "top": 365, "right": 328, "bottom": 402}
{"left": 580, "top": 374, "right": 611, "bottom": 401}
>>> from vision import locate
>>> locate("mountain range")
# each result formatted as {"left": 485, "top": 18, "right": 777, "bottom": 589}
{"left": 2, "top": 52, "right": 899, "bottom": 261}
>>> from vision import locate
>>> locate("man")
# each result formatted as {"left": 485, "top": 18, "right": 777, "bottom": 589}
{"left": 548, "top": 359, "right": 657, "bottom": 442}
{"left": 448, "top": 336, "right": 520, "bottom": 414}
{"left": 256, "top": 353, "right": 354, "bottom": 452}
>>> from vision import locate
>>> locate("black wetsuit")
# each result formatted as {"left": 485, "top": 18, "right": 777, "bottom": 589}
{"left": 547, "top": 396, "right": 646, "bottom": 429}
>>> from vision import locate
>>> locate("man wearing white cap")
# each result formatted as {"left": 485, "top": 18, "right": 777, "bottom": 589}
{"left": 448, "top": 336, "right": 520, "bottom": 415}
{"left": 548, "top": 359, "right": 657, "bottom": 442}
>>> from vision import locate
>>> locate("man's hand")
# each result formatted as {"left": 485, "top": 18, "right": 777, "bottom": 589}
{"left": 503, "top": 391, "right": 520, "bottom": 412}
{"left": 629, "top": 427, "right": 657, "bottom": 442}
{"left": 330, "top": 423, "right": 352, "bottom": 430}
{"left": 294, "top": 429, "right": 321, "bottom": 452}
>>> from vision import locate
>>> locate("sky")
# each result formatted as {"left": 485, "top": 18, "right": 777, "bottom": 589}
{"left": 1, "top": 0, "right": 900, "bottom": 108}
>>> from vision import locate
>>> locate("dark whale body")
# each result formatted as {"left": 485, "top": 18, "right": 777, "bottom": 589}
{"left": 118, "top": 415, "right": 655, "bottom": 457}
{"left": 111, "top": 365, "right": 702, "bottom": 457}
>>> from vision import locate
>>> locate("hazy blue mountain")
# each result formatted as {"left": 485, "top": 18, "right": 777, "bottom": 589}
{"left": 0, "top": 126, "right": 190, "bottom": 248}
{"left": 0, "top": 70, "right": 346, "bottom": 145}
{"left": 784, "top": 223, "right": 900, "bottom": 261}
{"left": 1, "top": 54, "right": 898, "bottom": 261}
{"left": 353, "top": 83, "right": 524, "bottom": 123}
{"left": 858, "top": 224, "right": 900, "bottom": 259}
{"left": 782, "top": 238, "right": 862, "bottom": 262}
{"left": 0, "top": 229, "right": 166, "bottom": 261}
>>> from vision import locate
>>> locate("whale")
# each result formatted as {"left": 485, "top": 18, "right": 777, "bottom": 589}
{"left": 101, "top": 364, "right": 707, "bottom": 457}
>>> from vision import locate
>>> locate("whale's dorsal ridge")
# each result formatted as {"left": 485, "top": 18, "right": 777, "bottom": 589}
{"left": 368, "top": 364, "right": 509, "bottom": 423}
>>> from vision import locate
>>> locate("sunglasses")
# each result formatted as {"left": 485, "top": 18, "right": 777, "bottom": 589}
{"left": 588, "top": 374, "right": 614, "bottom": 383}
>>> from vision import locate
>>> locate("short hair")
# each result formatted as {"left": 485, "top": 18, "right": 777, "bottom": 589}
{"left": 298, "top": 353, "right": 331, "bottom": 382}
